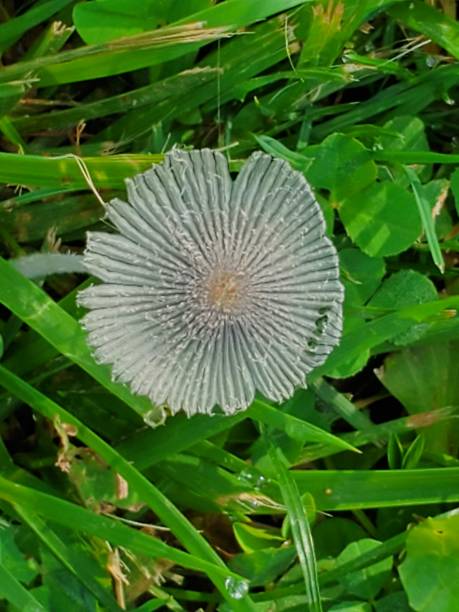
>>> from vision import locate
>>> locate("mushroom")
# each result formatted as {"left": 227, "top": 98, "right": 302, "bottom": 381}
{"left": 78, "top": 149, "right": 343, "bottom": 416}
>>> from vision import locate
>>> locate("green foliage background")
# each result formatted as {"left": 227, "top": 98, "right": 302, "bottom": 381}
{"left": 0, "top": 1, "right": 459, "bottom": 610}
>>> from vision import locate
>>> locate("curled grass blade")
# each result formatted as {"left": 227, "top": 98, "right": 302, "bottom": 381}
{"left": 11, "top": 253, "right": 86, "bottom": 278}
{"left": 405, "top": 166, "right": 445, "bottom": 273}
{"left": 267, "top": 436, "right": 322, "bottom": 611}
{"left": 0, "top": 365, "right": 256, "bottom": 611}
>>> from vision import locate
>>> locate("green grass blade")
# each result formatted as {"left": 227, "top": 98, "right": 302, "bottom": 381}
{"left": 0, "top": 256, "right": 153, "bottom": 417}
{"left": 1, "top": 279, "right": 91, "bottom": 377}
{"left": 13, "top": 67, "right": 218, "bottom": 132}
{"left": 0, "top": 365, "right": 256, "bottom": 610}
{"left": 319, "top": 532, "right": 406, "bottom": 586}
{"left": 2, "top": 0, "right": 308, "bottom": 86}
{"left": 0, "top": 0, "right": 73, "bottom": 53}
{"left": 373, "top": 150, "right": 459, "bottom": 164}
{"left": 405, "top": 166, "right": 445, "bottom": 273}
{"left": 0, "top": 23, "right": 228, "bottom": 85}
{"left": 0, "top": 562, "right": 46, "bottom": 611}
{"left": 0, "top": 436, "right": 13, "bottom": 468}
{"left": 293, "top": 467, "right": 459, "bottom": 510}
{"left": 22, "top": 18, "right": 74, "bottom": 61}
{"left": 0, "top": 152, "right": 161, "bottom": 189}
{"left": 388, "top": 1, "right": 459, "bottom": 60}
{"left": 300, "top": 407, "right": 456, "bottom": 463}
{"left": 0, "top": 193, "right": 102, "bottom": 243}
{"left": 0, "top": 364, "right": 200, "bottom": 554}
{"left": 188, "top": 440, "right": 249, "bottom": 474}
{"left": 117, "top": 412, "right": 248, "bottom": 469}
{"left": 268, "top": 438, "right": 322, "bottom": 611}
{"left": 255, "top": 532, "right": 406, "bottom": 601}
{"left": 0, "top": 80, "right": 26, "bottom": 118}
{"left": 248, "top": 398, "right": 360, "bottom": 454}
{"left": 311, "top": 378, "right": 372, "bottom": 431}
{"left": 0, "top": 476, "right": 238, "bottom": 583}
{"left": 13, "top": 506, "right": 121, "bottom": 611}
{"left": 0, "top": 116, "right": 26, "bottom": 151}
{"left": 313, "top": 65, "right": 459, "bottom": 139}
{"left": 315, "top": 297, "right": 459, "bottom": 376}
{"left": 100, "top": 17, "right": 291, "bottom": 145}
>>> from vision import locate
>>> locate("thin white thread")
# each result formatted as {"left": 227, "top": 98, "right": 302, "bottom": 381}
{"left": 54, "top": 154, "right": 106, "bottom": 208}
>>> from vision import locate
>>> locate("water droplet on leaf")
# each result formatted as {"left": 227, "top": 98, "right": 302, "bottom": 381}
{"left": 224, "top": 576, "right": 249, "bottom": 600}
{"left": 238, "top": 468, "right": 269, "bottom": 489}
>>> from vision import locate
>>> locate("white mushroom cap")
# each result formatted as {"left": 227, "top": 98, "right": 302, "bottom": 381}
{"left": 78, "top": 149, "right": 343, "bottom": 416}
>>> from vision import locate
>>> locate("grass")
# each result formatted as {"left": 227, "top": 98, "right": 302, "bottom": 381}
{"left": 1, "top": 1, "right": 459, "bottom": 610}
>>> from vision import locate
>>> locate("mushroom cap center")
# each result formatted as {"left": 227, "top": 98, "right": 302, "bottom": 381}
{"left": 206, "top": 270, "right": 244, "bottom": 313}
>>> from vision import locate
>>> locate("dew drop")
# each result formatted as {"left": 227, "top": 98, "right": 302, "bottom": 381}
{"left": 238, "top": 468, "right": 268, "bottom": 489}
{"left": 254, "top": 474, "right": 268, "bottom": 490}
{"left": 224, "top": 576, "right": 250, "bottom": 600}
{"left": 248, "top": 497, "right": 262, "bottom": 509}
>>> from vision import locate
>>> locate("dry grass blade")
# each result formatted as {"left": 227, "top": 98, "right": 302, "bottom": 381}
{"left": 0, "top": 22, "right": 232, "bottom": 83}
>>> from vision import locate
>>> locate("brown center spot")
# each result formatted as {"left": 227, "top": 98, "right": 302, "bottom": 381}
{"left": 207, "top": 271, "right": 241, "bottom": 312}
